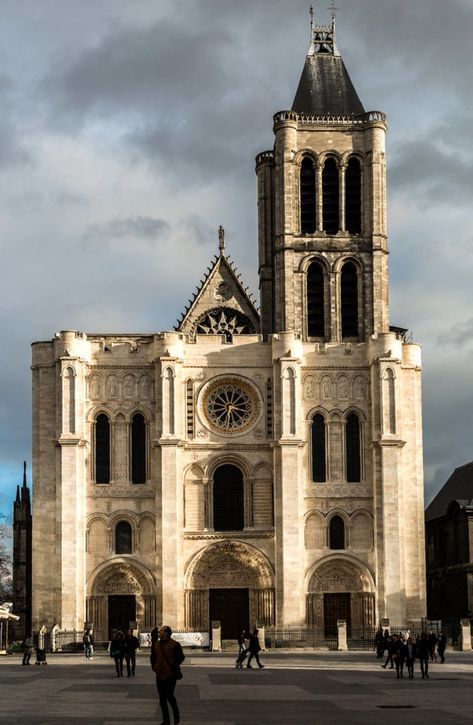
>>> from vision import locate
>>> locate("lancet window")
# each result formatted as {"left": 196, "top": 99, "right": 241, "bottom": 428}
{"left": 115, "top": 521, "right": 132, "bottom": 554}
{"left": 341, "top": 261, "right": 359, "bottom": 339}
{"left": 95, "top": 413, "right": 110, "bottom": 484}
{"left": 329, "top": 515, "right": 345, "bottom": 549}
{"left": 311, "top": 413, "right": 326, "bottom": 482}
{"left": 213, "top": 464, "right": 244, "bottom": 531}
{"left": 346, "top": 413, "right": 361, "bottom": 482}
{"left": 300, "top": 157, "right": 316, "bottom": 233}
{"left": 307, "top": 261, "right": 325, "bottom": 338}
{"left": 322, "top": 157, "right": 339, "bottom": 234}
{"left": 131, "top": 413, "right": 146, "bottom": 484}
{"left": 345, "top": 157, "right": 362, "bottom": 234}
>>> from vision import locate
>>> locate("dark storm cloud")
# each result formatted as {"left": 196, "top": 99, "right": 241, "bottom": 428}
{"left": 82, "top": 216, "right": 170, "bottom": 244}
{"left": 390, "top": 140, "right": 473, "bottom": 205}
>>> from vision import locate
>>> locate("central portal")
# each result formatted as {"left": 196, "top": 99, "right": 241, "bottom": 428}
{"left": 209, "top": 588, "right": 249, "bottom": 639}
{"left": 324, "top": 593, "right": 351, "bottom": 636}
{"left": 108, "top": 595, "right": 136, "bottom": 638}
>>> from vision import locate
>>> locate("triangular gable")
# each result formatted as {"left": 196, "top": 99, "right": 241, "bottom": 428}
{"left": 175, "top": 252, "right": 260, "bottom": 340}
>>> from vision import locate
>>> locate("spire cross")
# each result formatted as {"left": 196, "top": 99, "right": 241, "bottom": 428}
{"left": 329, "top": 0, "right": 338, "bottom": 20}
{"left": 310, "top": 4, "right": 315, "bottom": 29}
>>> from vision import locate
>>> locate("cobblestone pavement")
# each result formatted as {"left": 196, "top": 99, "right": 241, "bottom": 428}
{"left": 0, "top": 650, "right": 472, "bottom": 724}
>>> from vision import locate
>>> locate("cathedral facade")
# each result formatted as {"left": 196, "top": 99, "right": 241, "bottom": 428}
{"left": 31, "top": 19, "right": 426, "bottom": 641}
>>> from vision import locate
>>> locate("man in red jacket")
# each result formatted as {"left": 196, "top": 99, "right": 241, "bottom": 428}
{"left": 150, "top": 626, "right": 185, "bottom": 725}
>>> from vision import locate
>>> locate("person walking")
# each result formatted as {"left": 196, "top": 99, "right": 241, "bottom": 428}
{"left": 437, "top": 631, "right": 447, "bottom": 663}
{"left": 395, "top": 636, "right": 407, "bottom": 679}
{"left": 110, "top": 631, "right": 125, "bottom": 677}
{"left": 246, "top": 629, "right": 264, "bottom": 669}
{"left": 21, "top": 635, "right": 34, "bottom": 665}
{"left": 83, "top": 628, "right": 94, "bottom": 660}
{"left": 417, "top": 632, "right": 430, "bottom": 679}
{"left": 428, "top": 631, "right": 438, "bottom": 662}
{"left": 405, "top": 636, "right": 416, "bottom": 679}
{"left": 124, "top": 629, "right": 140, "bottom": 677}
{"left": 381, "top": 634, "right": 396, "bottom": 669}
{"left": 235, "top": 630, "right": 248, "bottom": 669}
{"left": 150, "top": 625, "right": 185, "bottom": 725}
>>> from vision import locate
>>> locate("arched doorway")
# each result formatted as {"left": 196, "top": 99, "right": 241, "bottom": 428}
{"left": 306, "top": 557, "right": 375, "bottom": 636}
{"left": 87, "top": 560, "right": 156, "bottom": 641}
{"left": 185, "top": 541, "right": 275, "bottom": 639}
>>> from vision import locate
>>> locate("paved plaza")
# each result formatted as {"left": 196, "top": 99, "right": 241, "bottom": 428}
{"left": 0, "top": 650, "right": 472, "bottom": 724}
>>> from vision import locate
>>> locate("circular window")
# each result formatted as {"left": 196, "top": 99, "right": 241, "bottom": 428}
{"left": 199, "top": 376, "right": 261, "bottom": 435}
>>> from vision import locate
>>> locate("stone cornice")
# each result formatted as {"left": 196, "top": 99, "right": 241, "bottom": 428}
{"left": 89, "top": 486, "right": 155, "bottom": 498}
{"left": 184, "top": 531, "right": 274, "bottom": 541}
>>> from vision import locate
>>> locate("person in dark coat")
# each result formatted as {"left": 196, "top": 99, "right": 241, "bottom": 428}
{"left": 110, "top": 631, "right": 125, "bottom": 677}
{"left": 428, "top": 631, "right": 438, "bottom": 661}
{"left": 246, "top": 629, "right": 264, "bottom": 669}
{"left": 417, "top": 632, "right": 430, "bottom": 679}
{"left": 124, "top": 629, "right": 140, "bottom": 677}
{"left": 235, "top": 630, "right": 248, "bottom": 669}
{"left": 374, "top": 629, "right": 385, "bottom": 658}
{"left": 437, "top": 631, "right": 447, "bottom": 663}
{"left": 395, "top": 636, "right": 407, "bottom": 679}
{"left": 82, "top": 628, "right": 94, "bottom": 660}
{"left": 405, "top": 636, "right": 416, "bottom": 679}
{"left": 21, "top": 635, "right": 34, "bottom": 665}
{"left": 150, "top": 625, "right": 185, "bottom": 725}
{"left": 381, "top": 634, "right": 396, "bottom": 669}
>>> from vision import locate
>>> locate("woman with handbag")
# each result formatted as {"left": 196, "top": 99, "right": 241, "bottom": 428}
{"left": 150, "top": 625, "right": 185, "bottom": 725}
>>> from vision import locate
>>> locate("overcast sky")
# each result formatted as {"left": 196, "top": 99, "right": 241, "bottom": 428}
{"left": 1, "top": 0, "right": 473, "bottom": 522}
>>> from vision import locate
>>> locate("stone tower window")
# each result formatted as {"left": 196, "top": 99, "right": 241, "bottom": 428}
{"left": 345, "top": 157, "right": 362, "bottom": 234}
{"left": 329, "top": 515, "right": 345, "bottom": 549}
{"left": 213, "top": 464, "right": 244, "bottom": 531}
{"left": 131, "top": 413, "right": 146, "bottom": 484}
{"left": 115, "top": 521, "right": 132, "bottom": 554}
{"left": 300, "top": 157, "right": 316, "bottom": 233}
{"left": 322, "top": 157, "right": 339, "bottom": 234}
{"left": 341, "top": 261, "right": 359, "bottom": 339}
{"left": 95, "top": 413, "right": 110, "bottom": 484}
{"left": 307, "top": 261, "right": 325, "bottom": 338}
{"left": 346, "top": 413, "right": 361, "bottom": 482}
{"left": 311, "top": 413, "right": 326, "bottom": 482}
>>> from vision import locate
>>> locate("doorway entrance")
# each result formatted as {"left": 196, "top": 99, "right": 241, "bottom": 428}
{"left": 108, "top": 595, "right": 136, "bottom": 638}
{"left": 209, "top": 588, "right": 249, "bottom": 639}
{"left": 324, "top": 593, "right": 351, "bottom": 636}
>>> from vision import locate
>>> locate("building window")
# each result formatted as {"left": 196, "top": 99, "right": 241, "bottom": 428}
{"left": 323, "top": 157, "right": 339, "bottom": 234}
{"left": 307, "top": 261, "right": 325, "bottom": 338}
{"left": 115, "top": 521, "right": 132, "bottom": 554}
{"left": 131, "top": 413, "right": 146, "bottom": 484}
{"left": 300, "top": 157, "right": 316, "bottom": 233}
{"left": 341, "top": 261, "right": 359, "bottom": 339}
{"left": 311, "top": 414, "right": 326, "bottom": 482}
{"left": 95, "top": 413, "right": 110, "bottom": 484}
{"left": 213, "top": 464, "right": 244, "bottom": 531}
{"left": 186, "top": 380, "right": 194, "bottom": 438}
{"left": 346, "top": 413, "right": 361, "bottom": 482}
{"left": 329, "top": 515, "right": 345, "bottom": 549}
{"left": 345, "top": 157, "right": 362, "bottom": 234}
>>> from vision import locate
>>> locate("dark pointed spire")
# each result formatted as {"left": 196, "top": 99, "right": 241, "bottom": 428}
{"left": 22, "top": 460, "right": 27, "bottom": 488}
{"left": 16, "top": 485, "right": 21, "bottom": 503}
{"left": 292, "top": 9, "right": 365, "bottom": 116}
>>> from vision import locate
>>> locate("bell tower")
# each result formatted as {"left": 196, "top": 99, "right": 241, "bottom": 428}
{"left": 256, "top": 10, "right": 388, "bottom": 341}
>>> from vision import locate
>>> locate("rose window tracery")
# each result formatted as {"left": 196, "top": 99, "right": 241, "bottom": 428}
{"left": 194, "top": 307, "right": 254, "bottom": 339}
{"left": 199, "top": 376, "right": 262, "bottom": 435}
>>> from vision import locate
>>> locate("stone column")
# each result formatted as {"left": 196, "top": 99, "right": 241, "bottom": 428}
{"left": 337, "top": 620, "right": 348, "bottom": 651}
{"left": 211, "top": 621, "right": 221, "bottom": 652}
{"left": 460, "top": 619, "right": 472, "bottom": 651}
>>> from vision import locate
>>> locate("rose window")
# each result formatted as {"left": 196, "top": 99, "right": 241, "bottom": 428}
{"left": 200, "top": 376, "right": 261, "bottom": 435}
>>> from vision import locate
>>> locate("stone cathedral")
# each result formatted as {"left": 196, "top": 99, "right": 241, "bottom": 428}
{"left": 30, "top": 18, "right": 426, "bottom": 641}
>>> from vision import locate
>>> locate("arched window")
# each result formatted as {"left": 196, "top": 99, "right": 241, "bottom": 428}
{"left": 346, "top": 413, "right": 361, "bottom": 482}
{"left": 329, "top": 515, "right": 345, "bottom": 549}
{"left": 345, "top": 157, "right": 361, "bottom": 234}
{"left": 341, "top": 262, "right": 359, "bottom": 339}
{"left": 115, "top": 521, "right": 132, "bottom": 554}
{"left": 311, "top": 414, "right": 326, "bottom": 482}
{"left": 307, "top": 261, "right": 325, "bottom": 338}
{"left": 95, "top": 413, "right": 110, "bottom": 484}
{"left": 131, "top": 413, "right": 146, "bottom": 484}
{"left": 323, "top": 157, "right": 339, "bottom": 234}
{"left": 300, "top": 157, "right": 316, "bottom": 233}
{"left": 213, "top": 464, "right": 244, "bottom": 531}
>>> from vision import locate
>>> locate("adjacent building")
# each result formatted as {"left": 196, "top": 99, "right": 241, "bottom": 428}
{"left": 426, "top": 462, "right": 473, "bottom": 621}
{"left": 29, "top": 16, "right": 426, "bottom": 641}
